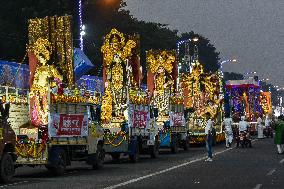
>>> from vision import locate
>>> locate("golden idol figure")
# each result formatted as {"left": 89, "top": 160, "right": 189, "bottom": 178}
{"left": 30, "top": 38, "right": 62, "bottom": 126}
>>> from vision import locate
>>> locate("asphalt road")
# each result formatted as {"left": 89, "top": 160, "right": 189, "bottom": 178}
{"left": 1, "top": 137, "right": 283, "bottom": 189}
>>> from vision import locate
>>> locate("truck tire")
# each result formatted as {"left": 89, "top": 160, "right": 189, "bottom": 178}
{"left": 171, "top": 142, "right": 178, "bottom": 154}
{"left": 0, "top": 153, "right": 15, "bottom": 183}
{"left": 150, "top": 142, "right": 159, "bottom": 158}
{"left": 129, "top": 145, "right": 139, "bottom": 163}
{"left": 47, "top": 149, "right": 66, "bottom": 176}
{"left": 92, "top": 145, "right": 104, "bottom": 170}
{"left": 110, "top": 153, "right": 120, "bottom": 161}
{"left": 183, "top": 137, "right": 190, "bottom": 151}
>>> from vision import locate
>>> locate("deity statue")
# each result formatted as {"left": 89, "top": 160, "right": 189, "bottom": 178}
{"left": 30, "top": 38, "right": 62, "bottom": 127}
{"left": 100, "top": 29, "right": 137, "bottom": 123}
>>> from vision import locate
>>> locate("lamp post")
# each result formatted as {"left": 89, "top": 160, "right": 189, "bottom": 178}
{"left": 176, "top": 37, "right": 199, "bottom": 90}
{"left": 219, "top": 59, "right": 237, "bottom": 78}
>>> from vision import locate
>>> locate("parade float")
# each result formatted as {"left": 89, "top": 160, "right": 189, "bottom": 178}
{"left": 0, "top": 60, "right": 30, "bottom": 182}
{"left": 101, "top": 29, "right": 159, "bottom": 162}
{"left": 225, "top": 78, "right": 262, "bottom": 134}
{"left": 146, "top": 50, "right": 189, "bottom": 153}
{"left": 225, "top": 78, "right": 262, "bottom": 121}
{"left": 4, "top": 16, "right": 105, "bottom": 174}
{"left": 181, "top": 61, "right": 225, "bottom": 144}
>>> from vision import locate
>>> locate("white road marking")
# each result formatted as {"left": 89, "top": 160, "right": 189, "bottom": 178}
{"left": 103, "top": 148, "right": 233, "bottom": 189}
{"left": 279, "top": 159, "right": 284, "bottom": 164}
{"left": 253, "top": 184, "right": 262, "bottom": 189}
{"left": 0, "top": 181, "right": 28, "bottom": 188}
{"left": 266, "top": 168, "right": 276, "bottom": 176}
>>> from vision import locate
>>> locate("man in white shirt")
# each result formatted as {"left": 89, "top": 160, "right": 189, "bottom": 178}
{"left": 257, "top": 114, "right": 264, "bottom": 139}
{"left": 238, "top": 116, "right": 252, "bottom": 147}
{"left": 205, "top": 112, "right": 213, "bottom": 162}
{"left": 265, "top": 115, "right": 271, "bottom": 128}
{"left": 239, "top": 116, "right": 248, "bottom": 133}
{"left": 223, "top": 114, "right": 233, "bottom": 148}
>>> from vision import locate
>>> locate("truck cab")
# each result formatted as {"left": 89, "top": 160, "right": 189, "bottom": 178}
{"left": 0, "top": 102, "right": 16, "bottom": 183}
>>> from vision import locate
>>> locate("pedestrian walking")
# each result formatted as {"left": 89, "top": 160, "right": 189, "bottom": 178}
{"left": 223, "top": 114, "right": 233, "bottom": 148}
{"left": 257, "top": 114, "right": 264, "bottom": 139}
{"left": 274, "top": 115, "right": 284, "bottom": 154}
{"left": 205, "top": 112, "right": 213, "bottom": 162}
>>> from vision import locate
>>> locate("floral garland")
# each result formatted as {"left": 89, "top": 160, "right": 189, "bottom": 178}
{"left": 146, "top": 50, "right": 175, "bottom": 74}
{"left": 15, "top": 138, "right": 46, "bottom": 159}
{"left": 104, "top": 131, "right": 127, "bottom": 147}
{"left": 170, "top": 96, "right": 184, "bottom": 105}
{"left": 129, "top": 88, "right": 149, "bottom": 105}
{"left": 101, "top": 87, "right": 113, "bottom": 123}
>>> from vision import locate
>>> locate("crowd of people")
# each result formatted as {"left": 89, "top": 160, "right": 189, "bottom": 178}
{"left": 204, "top": 113, "right": 284, "bottom": 162}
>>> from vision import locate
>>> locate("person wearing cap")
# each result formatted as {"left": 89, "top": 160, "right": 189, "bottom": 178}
{"left": 205, "top": 112, "right": 213, "bottom": 162}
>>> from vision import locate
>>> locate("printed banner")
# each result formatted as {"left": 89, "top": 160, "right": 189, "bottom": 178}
{"left": 170, "top": 112, "right": 185, "bottom": 127}
{"left": 133, "top": 110, "right": 148, "bottom": 128}
{"left": 49, "top": 114, "right": 88, "bottom": 137}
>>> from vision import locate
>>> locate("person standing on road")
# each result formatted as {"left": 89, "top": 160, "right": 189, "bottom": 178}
{"left": 223, "top": 114, "right": 233, "bottom": 148}
{"left": 205, "top": 112, "right": 213, "bottom": 162}
{"left": 265, "top": 115, "right": 271, "bottom": 128}
{"left": 274, "top": 115, "right": 284, "bottom": 154}
{"left": 257, "top": 114, "right": 264, "bottom": 139}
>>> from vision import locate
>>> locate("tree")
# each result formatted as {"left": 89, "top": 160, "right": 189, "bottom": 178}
{"left": 223, "top": 72, "right": 244, "bottom": 81}
{"left": 0, "top": 0, "right": 220, "bottom": 81}
{"left": 0, "top": 0, "right": 76, "bottom": 62}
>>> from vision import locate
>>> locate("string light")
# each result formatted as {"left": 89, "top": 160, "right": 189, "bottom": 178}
{"left": 78, "top": 0, "right": 84, "bottom": 50}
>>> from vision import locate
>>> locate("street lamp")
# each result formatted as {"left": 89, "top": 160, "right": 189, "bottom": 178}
{"left": 176, "top": 37, "right": 199, "bottom": 90}
{"left": 219, "top": 59, "right": 237, "bottom": 78}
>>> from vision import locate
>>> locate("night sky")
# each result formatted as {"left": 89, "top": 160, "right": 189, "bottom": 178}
{"left": 125, "top": 0, "right": 284, "bottom": 87}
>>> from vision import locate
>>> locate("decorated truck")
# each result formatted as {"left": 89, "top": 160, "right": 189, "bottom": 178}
{"left": 225, "top": 78, "right": 262, "bottom": 134}
{"left": 100, "top": 29, "right": 159, "bottom": 162}
{"left": 181, "top": 61, "right": 225, "bottom": 144}
{"left": 0, "top": 99, "right": 17, "bottom": 183}
{"left": 10, "top": 36, "right": 104, "bottom": 175}
{"left": 146, "top": 50, "right": 189, "bottom": 153}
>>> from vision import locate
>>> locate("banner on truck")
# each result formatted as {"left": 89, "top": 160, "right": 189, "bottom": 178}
{"left": 49, "top": 114, "right": 88, "bottom": 137}
{"left": 170, "top": 112, "right": 185, "bottom": 127}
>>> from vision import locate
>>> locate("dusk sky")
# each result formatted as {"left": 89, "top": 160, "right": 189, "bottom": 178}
{"left": 124, "top": 0, "right": 284, "bottom": 87}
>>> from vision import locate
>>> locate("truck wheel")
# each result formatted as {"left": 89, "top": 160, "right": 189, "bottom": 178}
{"left": 110, "top": 153, "right": 120, "bottom": 161}
{"left": 150, "top": 142, "right": 159, "bottom": 158}
{"left": 129, "top": 145, "right": 139, "bottom": 163}
{"left": 47, "top": 149, "right": 66, "bottom": 176}
{"left": 92, "top": 145, "right": 104, "bottom": 170}
{"left": 183, "top": 137, "right": 190, "bottom": 151}
{"left": 171, "top": 142, "right": 178, "bottom": 154}
{"left": 0, "top": 153, "right": 15, "bottom": 183}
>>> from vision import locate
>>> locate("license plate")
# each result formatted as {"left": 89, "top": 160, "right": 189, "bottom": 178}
{"left": 147, "top": 140, "right": 155, "bottom": 146}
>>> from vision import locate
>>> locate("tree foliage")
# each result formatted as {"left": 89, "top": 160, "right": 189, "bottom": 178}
{"left": 0, "top": 0, "right": 76, "bottom": 62}
{"left": 0, "top": 0, "right": 219, "bottom": 78}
